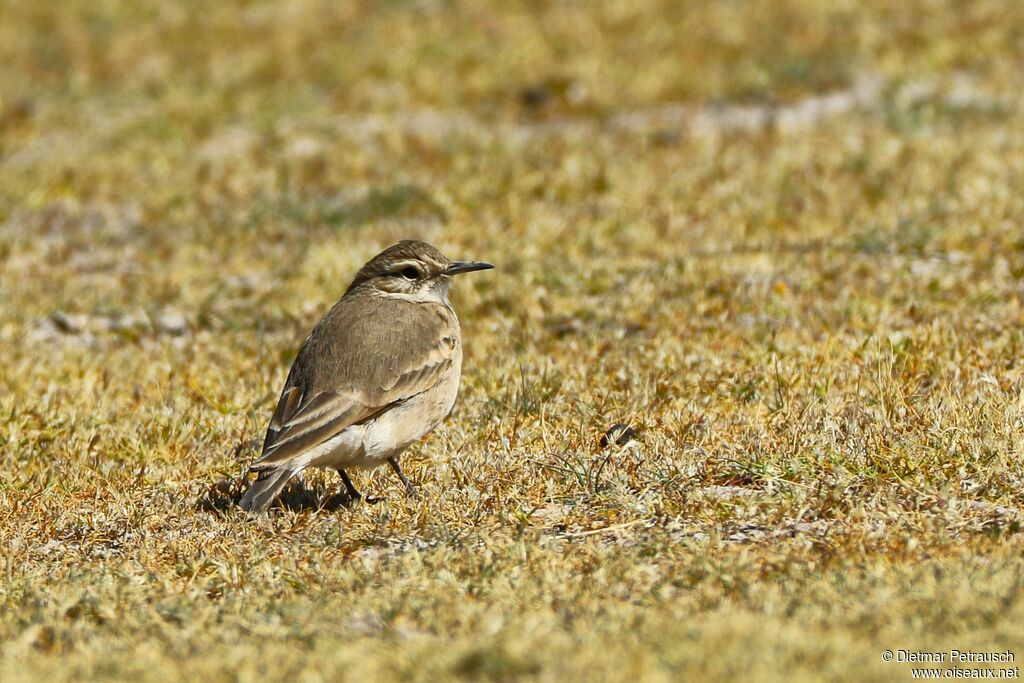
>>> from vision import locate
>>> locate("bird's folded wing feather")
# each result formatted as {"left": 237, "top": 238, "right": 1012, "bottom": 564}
{"left": 250, "top": 300, "right": 458, "bottom": 470}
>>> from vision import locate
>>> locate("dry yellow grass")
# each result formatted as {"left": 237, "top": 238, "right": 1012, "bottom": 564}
{"left": 3, "top": 1, "right": 1024, "bottom": 681}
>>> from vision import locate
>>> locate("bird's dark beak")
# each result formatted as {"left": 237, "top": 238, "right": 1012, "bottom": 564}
{"left": 446, "top": 261, "right": 494, "bottom": 275}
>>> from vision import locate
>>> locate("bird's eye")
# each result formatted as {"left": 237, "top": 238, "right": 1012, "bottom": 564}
{"left": 400, "top": 266, "right": 420, "bottom": 280}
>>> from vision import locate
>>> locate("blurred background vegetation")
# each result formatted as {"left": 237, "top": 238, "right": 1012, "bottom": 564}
{"left": 3, "top": 1, "right": 1024, "bottom": 681}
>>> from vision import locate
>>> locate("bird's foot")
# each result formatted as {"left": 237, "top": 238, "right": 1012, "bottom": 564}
{"left": 387, "top": 457, "right": 419, "bottom": 499}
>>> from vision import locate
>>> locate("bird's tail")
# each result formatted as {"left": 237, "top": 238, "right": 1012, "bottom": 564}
{"left": 238, "top": 465, "right": 300, "bottom": 513}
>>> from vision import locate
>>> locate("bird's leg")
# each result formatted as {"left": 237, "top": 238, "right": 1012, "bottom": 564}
{"left": 336, "top": 468, "right": 362, "bottom": 502}
{"left": 388, "top": 457, "right": 419, "bottom": 497}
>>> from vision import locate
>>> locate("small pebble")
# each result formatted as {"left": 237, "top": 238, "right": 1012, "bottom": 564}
{"left": 600, "top": 423, "right": 637, "bottom": 448}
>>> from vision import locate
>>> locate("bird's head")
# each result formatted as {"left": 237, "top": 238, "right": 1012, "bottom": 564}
{"left": 346, "top": 240, "right": 493, "bottom": 303}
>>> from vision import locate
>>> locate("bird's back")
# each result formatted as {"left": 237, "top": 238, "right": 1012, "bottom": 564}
{"left": 289, "top": 290, "right": 461, "bottom": 402}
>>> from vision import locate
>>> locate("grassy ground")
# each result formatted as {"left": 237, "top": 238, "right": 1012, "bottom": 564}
{"left": 3, "top": 1, "right": 1024, "bottom": 680}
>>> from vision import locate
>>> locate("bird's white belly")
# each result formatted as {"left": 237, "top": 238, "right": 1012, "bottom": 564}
{"left": 301, "top": 358, "right": 462, "bottom": 471}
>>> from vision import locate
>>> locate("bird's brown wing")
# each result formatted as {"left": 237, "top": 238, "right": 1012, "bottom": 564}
{"left": 249, "top": 297, "right": 459, "bottom": 471}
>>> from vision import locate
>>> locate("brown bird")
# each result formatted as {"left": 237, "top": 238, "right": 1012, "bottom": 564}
{"left": 239, "top": 240, "right": 493, "bottom": 512}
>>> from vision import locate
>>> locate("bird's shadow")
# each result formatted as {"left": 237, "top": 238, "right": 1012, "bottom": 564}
{"left": 197, "top": 476, "right": 360, "bottom": 514}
